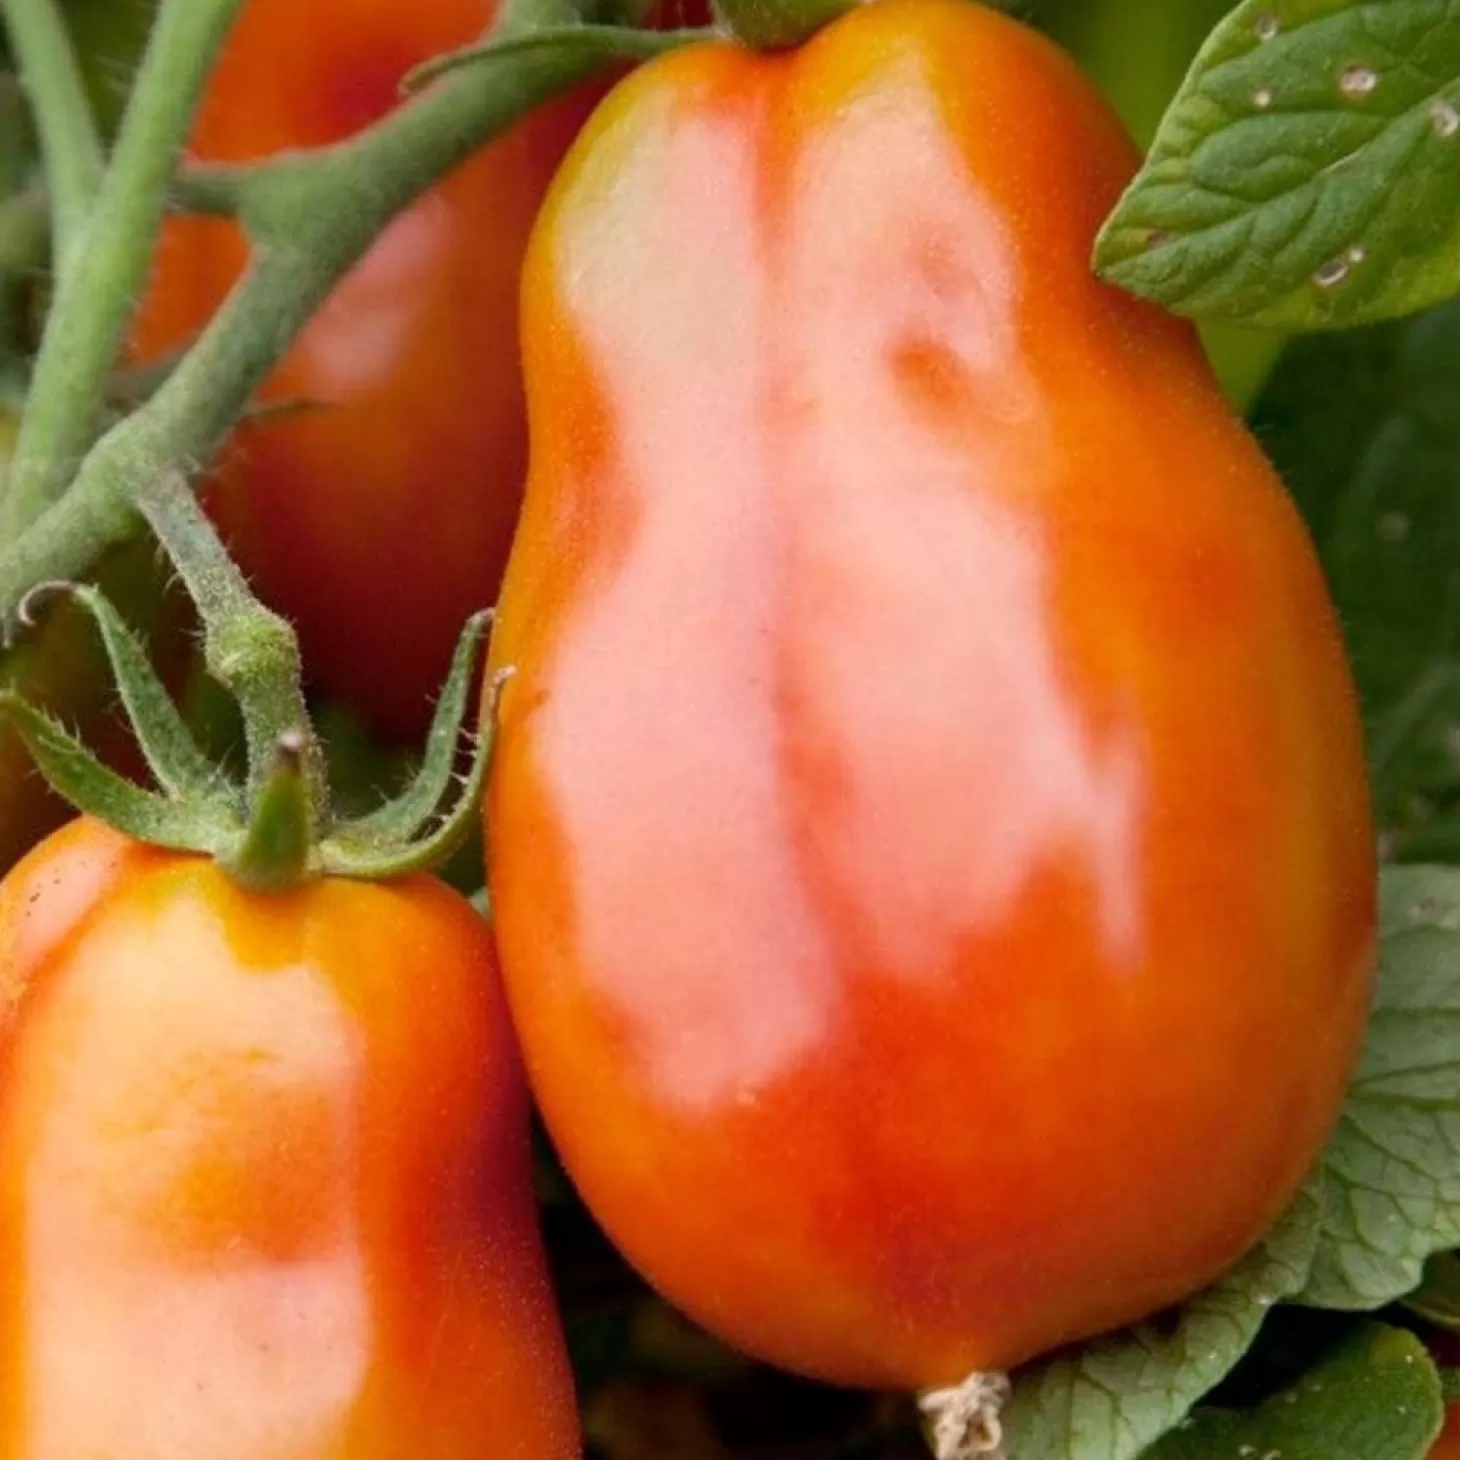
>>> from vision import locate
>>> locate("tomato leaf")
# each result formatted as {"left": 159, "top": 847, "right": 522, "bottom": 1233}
{"left": 1094, "top": 0, "right": 1460, "bottom": 329}
{"left": 1142, "top": 1324, "right": 1443, "bottom": 1460}
{"left": 1001, "top": 1187, "right": 1321, "bottom": 1460}
{"left": 1296, "top": 864, "right": 1460, "bottom": 1310}
{"left": 1252, "top": 298, "right": 1460, "bottom": 852}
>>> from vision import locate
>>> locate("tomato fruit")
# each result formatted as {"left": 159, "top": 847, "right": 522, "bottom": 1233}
{"left": 0, "top": 817, "right": 579, "bottom": 1457}
{"left": 129, "top": 0, "right": 600, "bottom": 741}
{"left": 484, "top": 0, "right": 1377, "bottom": 1389}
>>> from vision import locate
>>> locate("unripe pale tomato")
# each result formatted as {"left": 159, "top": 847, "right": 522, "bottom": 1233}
{"left": 0, "top": 817, "right": 579, "bottom": 1458}
{"left": 484, "top": 0, "right": 1376, "bottom": 1389}
{"left": 129, "top": 0, "right": 600, "bottom": 741}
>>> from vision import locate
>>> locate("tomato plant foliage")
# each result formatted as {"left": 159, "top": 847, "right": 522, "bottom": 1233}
{"left": 1096, "top": 0, "right": 1460, "bottom": 329}
{"left": 1255, "top": 299, "right": 1460, "bottom": 855}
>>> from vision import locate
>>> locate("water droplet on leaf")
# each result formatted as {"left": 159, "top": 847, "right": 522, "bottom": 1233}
{"left": 1433, "top": 99, "right": 1460, "bottom": 137}
{"left": 1252, "top": 87, "right": 1274, "bottom": 110}
{"left": 1313, "top": 257, "right": 1349, "bottom": 289}
{"left": 1254, "top": 12, "right": 1280, "bottom": 40}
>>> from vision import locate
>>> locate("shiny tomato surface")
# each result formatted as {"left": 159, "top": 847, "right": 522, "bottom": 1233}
{"left": 0, "top": 818, "right": 579, "bottom": 1458}
{"left": 130, "top": 0, "right": 598, "bottom": 740}
{"left": 485, "top": 0, "right": 1377, "bottom": 1389}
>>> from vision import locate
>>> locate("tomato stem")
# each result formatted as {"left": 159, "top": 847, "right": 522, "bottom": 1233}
{"left": 0, "top": 0, "right": 248, "bottom": 544}
{"left": 135, "top": 469, "right": 326, "bottom": 820}
{"left": 0, "top": 13, "right": 704, "bottom": 625}
{"left": 0, "top": 0, "right": 102, "bottom": 263}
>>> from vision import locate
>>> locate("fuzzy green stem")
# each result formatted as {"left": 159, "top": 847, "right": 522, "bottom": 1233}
{"left": 135, "top": 470, "right": 323, "bottom": 814}
{"left": 0, "top": 0, "right": 102, "bottom": 260}
{"left": 0, "top": 0, "right": 246, "bottom": 542}
{"left": 0, "top": 20, "right": 691, "bottom": 622}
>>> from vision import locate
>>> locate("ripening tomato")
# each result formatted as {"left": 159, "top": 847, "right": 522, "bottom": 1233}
{"left": 129, "top": 0, "right": 602, "bottom": 741}
{"left": 484, "top": 0, "right": 1377, "bottom": 1389}
{"left": 0, "top": 817, "right": 579, "bottom": 1458}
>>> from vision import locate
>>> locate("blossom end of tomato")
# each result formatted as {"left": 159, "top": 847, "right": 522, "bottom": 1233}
{"left": 919, "top": 1372, "right": 1012, "bottom": 1460}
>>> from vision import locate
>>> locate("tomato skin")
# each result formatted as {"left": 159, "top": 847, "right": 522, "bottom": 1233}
{"left": 0, "top": 818, "right": 579, "bottom": 1458}
{"left": 484, "top": 0, "right": 1377, "bottom": 1389}
{"left": 130, "top": 0, "right": 600, "bottom": 741}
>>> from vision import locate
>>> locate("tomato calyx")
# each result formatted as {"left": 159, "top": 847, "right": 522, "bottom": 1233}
{"left": 0, "top": 469, "right": 501, "bottom": 890}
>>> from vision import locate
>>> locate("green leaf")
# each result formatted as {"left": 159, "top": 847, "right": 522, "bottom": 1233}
{"left": 1001, "top": 1188, "right": 1321, "bottom": 1460}
{"left": 1297, "top": 863, "right": 1460, "bottom": 1309}
{"left": 1144, "top": 1324, "right": 1443, "bottom": 1460}
{"left": 1251, "top": 298, "right": 1460, "bottom": 848}
{"left": 1095, "top": 0, "right": 1460, "bottom": 330}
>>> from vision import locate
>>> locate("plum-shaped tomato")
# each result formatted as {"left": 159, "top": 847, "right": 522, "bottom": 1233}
{"left": 485, "top": 0, "right": 1376, "bottom": 1389}
{"left": 0, "top": 818, "right": 579, "bottom": 1457}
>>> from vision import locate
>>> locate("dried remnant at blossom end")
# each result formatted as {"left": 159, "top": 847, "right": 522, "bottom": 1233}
{"left": 919, "top": 1372, "right": 1012, "bottom": 1460}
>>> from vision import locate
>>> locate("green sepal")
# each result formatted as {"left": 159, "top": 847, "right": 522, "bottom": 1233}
{"left": 22, "top": 580, "right": 229, "bottom": 805}
{"left": 332, "top": 609, "right": 492, "bottom": 850}
{"left": 221, "top": 729, "right": 315, "bottom": 893}
{"left": 0, "top": 689, "right": 237, "bottom": 852}
{"left": 319, "top": 667, "right": 512, "bottom": 881}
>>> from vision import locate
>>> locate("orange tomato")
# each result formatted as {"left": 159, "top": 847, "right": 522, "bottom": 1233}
{"left": 0, "top": 817, "right": 579, "bottom": 1457}
{"left": 484, "top": 0, "right": 1376, "bottom": 1388}
{"left": 130, "top": 0, "right": 599, "bottom": 741}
